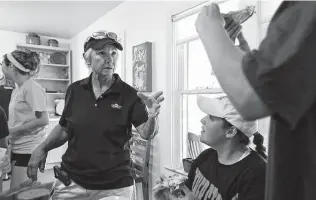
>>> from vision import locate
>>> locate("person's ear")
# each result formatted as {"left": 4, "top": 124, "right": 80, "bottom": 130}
{"left": 83, "top": 49, "right": 93, "bottom": 65}
{"left": 10, "top": 64, "right": 19, "bottom": 75}
{"left": 8, "top": 63, "right": 14, "bottom": 69}
{"left": 226, "top": 126, "right": 237, "bottom": 139}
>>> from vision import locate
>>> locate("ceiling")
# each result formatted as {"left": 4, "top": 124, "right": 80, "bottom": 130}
{"left": 0, "top": 1, "right": 123, "bottom": 39}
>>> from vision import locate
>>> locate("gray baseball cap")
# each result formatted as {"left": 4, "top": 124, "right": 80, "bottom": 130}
{"left": 197, "top": 95, "right": 257, "bottom": 137}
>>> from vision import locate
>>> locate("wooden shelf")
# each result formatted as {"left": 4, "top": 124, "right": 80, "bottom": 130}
{"left": 42, "top": 63, "right": 69, "bottom": 68}
{"left": 17, "top": 43, "right": 70, "bottom": 52}
{"left": 34, "top": 78, "right": 69, "bottom": 81}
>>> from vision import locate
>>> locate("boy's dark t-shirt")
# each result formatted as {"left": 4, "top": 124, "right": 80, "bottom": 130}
{"left": 0, "top": 106, "right": 9, "bottom": 139}
{"left": 185, "top": 148, "right": 266, "bottom": 200}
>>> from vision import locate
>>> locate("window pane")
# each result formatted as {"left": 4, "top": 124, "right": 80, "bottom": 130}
{"left": 219, "top": 0, "right": 241, "bottom": 14}
{"left": 176, "top": 13, "right": 198, "bottom": 41}
{"left": 260, "top": 21, "right": 269, "bottom": 41}
{"left": 260, "top": 0, "right": 283, "bottom": 22}
{"left": 187, "top": 40, "right": 220, "bottom": 89}
{"left": 175, "top": 0, "right": 240, "bottom": 41}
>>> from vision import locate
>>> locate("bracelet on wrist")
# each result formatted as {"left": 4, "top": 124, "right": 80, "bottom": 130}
{"left": 148, "top": 113, "right": 159, "bottom": 118}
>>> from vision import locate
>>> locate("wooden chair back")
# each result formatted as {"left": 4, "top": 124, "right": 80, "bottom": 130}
{"left": 130, "top": 130, "right": 151, "bottom": 200}
{"left": 187, "top": 132, "right": 203, "bottom": 159}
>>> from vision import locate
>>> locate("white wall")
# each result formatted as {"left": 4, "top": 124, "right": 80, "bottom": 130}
{"left": 0, "top": 30, "right": 25, "bottom": 56}
{"left": 0, "top": 29, "right": 71, "bottom": 57}
{"left": 70, "top": 1, "right": 203, "bottom": 199}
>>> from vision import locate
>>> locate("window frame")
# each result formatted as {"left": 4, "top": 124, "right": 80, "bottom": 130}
{"left": 171, "top": 1, "right": 227, "bottom": 168}
{"left": 170, "top": 0, "right": 272, "bottom": 168}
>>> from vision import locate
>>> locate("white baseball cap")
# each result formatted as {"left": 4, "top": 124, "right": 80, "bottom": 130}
{"left": 197, "top": 95, "right": 257, "bottom": 138}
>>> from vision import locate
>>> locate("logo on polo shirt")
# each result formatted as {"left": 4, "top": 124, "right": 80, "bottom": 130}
{"left": 111, "top": 103, "right": 122, "bottom": 109}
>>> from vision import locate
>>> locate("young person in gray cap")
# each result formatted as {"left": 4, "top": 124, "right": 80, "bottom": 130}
{"left": 181, "top": 96, "right": 266, "bottom": 200}
{"left": 27, "top": 31, "right": 164, "bottom": 199}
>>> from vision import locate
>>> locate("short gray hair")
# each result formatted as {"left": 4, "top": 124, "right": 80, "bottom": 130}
{"left": 83, "top": 48, "right": 93, "bottom": 66}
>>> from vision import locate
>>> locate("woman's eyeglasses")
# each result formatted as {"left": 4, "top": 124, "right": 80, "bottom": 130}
{"left": 85, "top": 31, "right": 118, "bottom": 44}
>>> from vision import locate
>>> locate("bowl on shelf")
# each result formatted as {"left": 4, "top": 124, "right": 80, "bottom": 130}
{"left": 47, "top": 39, "right": 59, "bottom": 47}
{"left": 26, "top": 32, "right": 40, "bottom": 45}
{"left": 182, "top": 158, "right": 194, "bottom": 173}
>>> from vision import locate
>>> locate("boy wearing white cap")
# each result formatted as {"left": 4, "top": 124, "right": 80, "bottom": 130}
{"left": 183, "top": 96, "right": 266, "bottom": 200}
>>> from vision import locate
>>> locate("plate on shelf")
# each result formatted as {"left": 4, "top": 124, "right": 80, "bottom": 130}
{"left": 50, "top": 52, "right": 66, "bottom": 65}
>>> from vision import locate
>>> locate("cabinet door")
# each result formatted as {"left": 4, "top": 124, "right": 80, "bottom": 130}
{"left": 45, "top": 120, "right": 68, "bottom": 165}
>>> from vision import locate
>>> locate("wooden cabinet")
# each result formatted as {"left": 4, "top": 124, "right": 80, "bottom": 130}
{"left": 16, "top": 43, "right": 71, "bottom": 115}
{"left": 16, "top": 42, "right": 71, "bottom": 168}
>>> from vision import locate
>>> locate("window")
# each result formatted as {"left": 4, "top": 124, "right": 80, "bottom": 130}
{"left": 171, "top": 0, "right": 267, "bottom": 168}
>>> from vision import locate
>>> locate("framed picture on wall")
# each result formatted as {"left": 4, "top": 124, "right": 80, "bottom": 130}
{"left": 132, "top": 42, "right": 152, "bottom": 92}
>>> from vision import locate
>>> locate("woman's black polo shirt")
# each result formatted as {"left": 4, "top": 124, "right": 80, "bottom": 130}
{"left": 59, "top": 73, "right": 148, "bottom": 190}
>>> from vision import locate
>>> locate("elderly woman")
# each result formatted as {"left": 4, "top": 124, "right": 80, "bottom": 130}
{"left": 28, "top": 31, "right": 164, "bottom": 200}
{"left": 1, "top": 50, "right": 48, "bottom": 188}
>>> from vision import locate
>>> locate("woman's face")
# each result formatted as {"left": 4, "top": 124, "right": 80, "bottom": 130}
{"left": 1, "top": 61, "right": 14, "bottom": 81}
{"left": 200, "top": 115, "right": 227, "bottom": 147}
{"left": 90, "top": 44, "right": 119, "bottom": 77}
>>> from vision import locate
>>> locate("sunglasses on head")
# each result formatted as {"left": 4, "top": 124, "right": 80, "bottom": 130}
{"left": 85, "top": 31, "right": 118, "bottom": 44}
